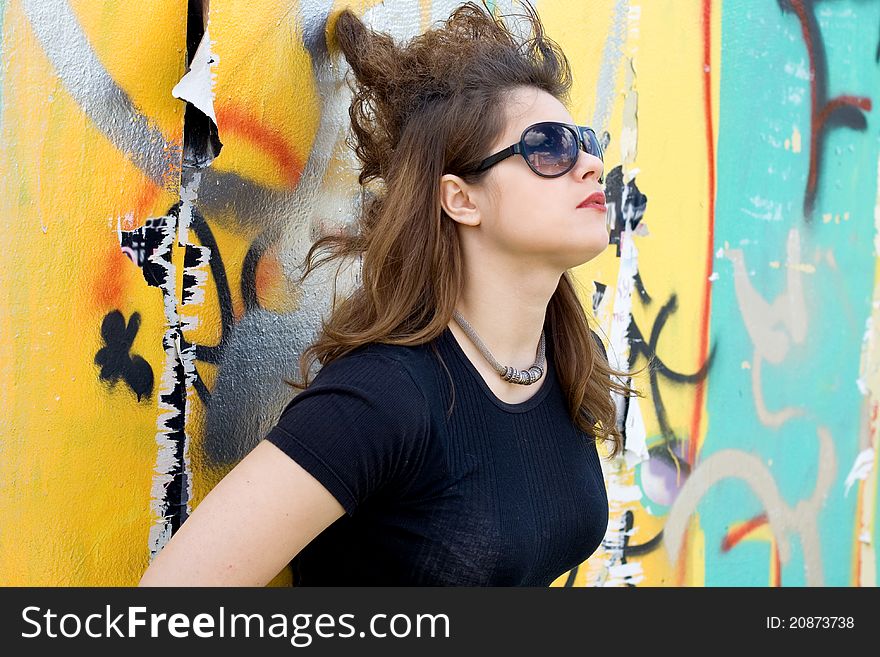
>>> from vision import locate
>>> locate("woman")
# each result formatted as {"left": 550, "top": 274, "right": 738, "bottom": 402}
{"left": 140, "top": 0, "right": 643, "bottom": 587}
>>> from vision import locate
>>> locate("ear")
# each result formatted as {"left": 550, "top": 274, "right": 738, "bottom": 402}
{"left": 439, "top": 174, "right": 481, "bottom": 227}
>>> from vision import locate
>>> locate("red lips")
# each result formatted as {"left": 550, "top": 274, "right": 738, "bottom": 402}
{"left": 578, "top": 191, "right": 606, "bottom": 210}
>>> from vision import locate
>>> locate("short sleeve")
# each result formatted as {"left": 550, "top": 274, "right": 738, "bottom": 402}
{"left": 263, "top": 352, "right": 430, "bottom": 517}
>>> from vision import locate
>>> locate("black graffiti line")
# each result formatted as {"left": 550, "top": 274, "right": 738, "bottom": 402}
{"left": 624, "top": 528, "right": 665, "bottom": 558}
{"left": 186, "top": 204, "right": 235, "bottom": 364}
{"left": 633, "top": 270, "right": 652, "bottom": 305}
{"left": 629, "top": 293, "right": 717, "bottom": 445}
{"left": 171, "top": 203, "right": 286, "bottom": 410}
{"left": 241, "top": 235, "right": 272, "bottom": 314}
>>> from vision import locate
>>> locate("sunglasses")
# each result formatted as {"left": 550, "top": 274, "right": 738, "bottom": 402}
{"left": 475, "top": 121, "right": 604, "bottom": 182}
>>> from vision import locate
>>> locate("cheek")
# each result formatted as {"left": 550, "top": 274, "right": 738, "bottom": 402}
{"left": 492, "top": 176, "right": 554, "bottom": 235}
{"left": 517, "top": 187, "right": 583, "bottom": 243}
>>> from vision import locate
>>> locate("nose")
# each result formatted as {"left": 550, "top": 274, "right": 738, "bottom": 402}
{"left": 575, "top": 148, "right": 604, "bottom": 185}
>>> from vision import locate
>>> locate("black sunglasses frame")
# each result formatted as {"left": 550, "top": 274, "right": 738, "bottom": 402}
{"left": 475, "top": 121, "right": 604, "bottom": 181}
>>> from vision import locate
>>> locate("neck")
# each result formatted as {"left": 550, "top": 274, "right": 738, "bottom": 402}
{"left": 449, "top": 257, "right": 560, "bottom": 369}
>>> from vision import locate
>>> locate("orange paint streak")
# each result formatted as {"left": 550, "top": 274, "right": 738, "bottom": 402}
{"left": 216, "top": 105, "right": 304, "bottom": 187}
{"left": 853, "top": 485, "right": 862, "bottom": 586}
{"left": 92, "top": 242, "right": 131, "bottom": 312}
{"left": 135, "top": 183, "right": 163, "bottom": 225}
{"left": 720, "top": 513, "right": 768, "bottom": 552}
{"left": 255, "top": 247, "right": 282, "bottom": 303}
{"left": 852, "top": 401, "right": 878, "bottom": 585}
{"left": 96, "top": 169, "right": 176, "bottom": 313}
{"left": 674, "top": 534, "right": 688, "bottom": 584}
{"left": 772, "top": 542, "right": 781, "bottom": 587}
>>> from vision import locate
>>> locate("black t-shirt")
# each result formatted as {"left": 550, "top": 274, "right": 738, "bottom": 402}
{"left": 263, "top": 325, "right": 609, "bottom": 586}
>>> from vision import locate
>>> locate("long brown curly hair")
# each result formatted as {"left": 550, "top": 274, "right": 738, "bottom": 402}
{"left": 284, "top": 0, "right": 648, "bottom": 459}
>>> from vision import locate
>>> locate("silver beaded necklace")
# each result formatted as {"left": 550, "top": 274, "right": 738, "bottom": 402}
{"left": 451, "top": 309, "right": 546, "bottom": 386}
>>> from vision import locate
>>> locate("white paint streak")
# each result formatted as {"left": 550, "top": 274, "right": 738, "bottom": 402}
{"left": 607, "top": 483, "right": 643, "bottom": 503}
{"left": 593, "top": 212, "right": 649, "bottom": 587}
{"left": 783, "top": 58, "right": 811, "bottom": 81}
{"left": 607, "top": 562, "right": 644, "bottom": 584}
{"left": 141, "top": 169, "right": 211, "bottom": 559}
{"left": 844, "top": 448, "right": 875, "bottom": 498}
{"left": 621, "top": 385, "right": 648, "bottom": 471}
{"left": 612, "top": 222, "right": 649, "bottom": 467}
{"left": 585, "top": 7, "right": 651, "bottom": 583}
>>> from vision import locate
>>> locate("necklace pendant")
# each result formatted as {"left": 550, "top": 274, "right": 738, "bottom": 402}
{"left": 501, "top": 365, "right": 546, "bottom": 385}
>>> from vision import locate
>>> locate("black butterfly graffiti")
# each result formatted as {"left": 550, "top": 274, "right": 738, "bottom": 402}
{"left": 94, "top": 310, "right": 154, "bottom": 402}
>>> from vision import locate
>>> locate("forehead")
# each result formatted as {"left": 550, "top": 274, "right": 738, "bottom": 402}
{"left": 496, "top": 87, "right": 575, "bottom": 146}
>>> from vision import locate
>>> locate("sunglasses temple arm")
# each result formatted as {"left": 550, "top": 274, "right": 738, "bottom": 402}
{"left": 476, "top": 144, "right": 519, "bottom": 172}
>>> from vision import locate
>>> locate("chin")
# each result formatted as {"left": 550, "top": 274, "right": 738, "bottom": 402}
{"left": 570, "top": 239, "right": 609, "bottom": 268}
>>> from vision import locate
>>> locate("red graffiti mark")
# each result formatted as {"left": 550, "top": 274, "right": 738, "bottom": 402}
{"left": 721, "top": 513, "right": 768, "bottom": 552}
{"left": 816, "top": 95, "right": 873, "bottom": 127}
{"left": 688, "top": 0, "right": 716, "bottom": 469}
{"left": 216, "top": 105, "right": 304, "bottom": 187}
{"left": 787, "top": 0, "right": 872, "bottom": 217}
{"left": 720, "top": 512, "right": 782, "bottom": 584}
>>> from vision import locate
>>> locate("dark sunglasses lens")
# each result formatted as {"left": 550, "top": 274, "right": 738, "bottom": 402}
{"left": 583, "top": 129, "right": 603, "bottom": 161}
{"left": 522, "top": 124, "right": 577, "bottom": 176}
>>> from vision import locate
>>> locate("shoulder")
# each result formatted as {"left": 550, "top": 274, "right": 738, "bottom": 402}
{"left": 269, "top": 342, "right": 434, "bottom": 517}
{"left": 306, "top": 342, "right": 431, "bottom": 414}
{"left": 278, "top": 342, "right": 432, "bottom": 447}
{"left": 318, "top": 341, "right": 429, "bottom": 382}
{"left": 338, "top": 340, "right": 435, "bottom": 385}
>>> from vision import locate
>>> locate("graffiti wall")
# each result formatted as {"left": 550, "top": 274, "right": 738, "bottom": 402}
{"left": 0, "top": 0, "right": 877, "bottom": 587}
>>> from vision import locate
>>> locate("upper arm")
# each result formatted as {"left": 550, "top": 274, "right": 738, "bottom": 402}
{"left": 138, "top": 439, "right": 345, "bottom": 587}
{"left": 263, "top": 352, "right": 430, "bottom": 515}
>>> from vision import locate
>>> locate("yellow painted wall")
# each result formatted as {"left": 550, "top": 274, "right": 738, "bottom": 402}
{"left": 2, "top": 0, "right": 876, "bottom": 587}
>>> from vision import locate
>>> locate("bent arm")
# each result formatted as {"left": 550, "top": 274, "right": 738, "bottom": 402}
{"left": 138, "top": 439, "right": 345, "bottom": 587}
